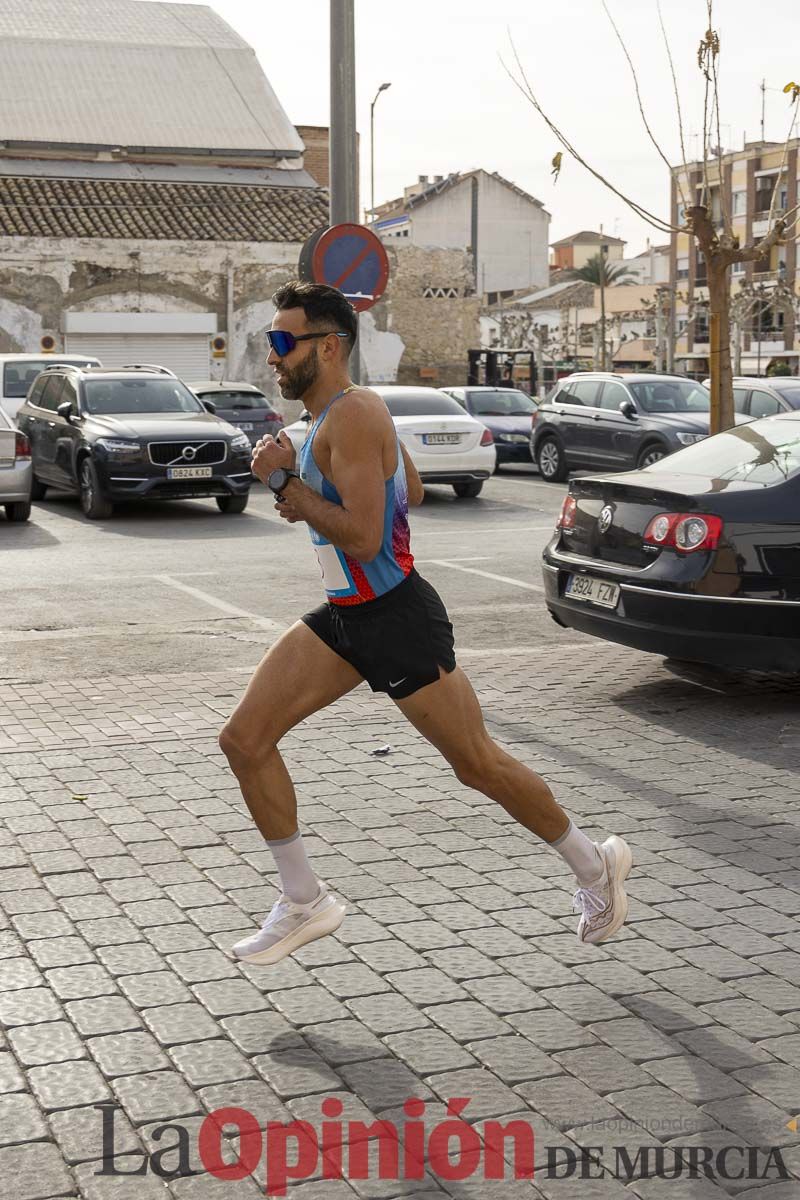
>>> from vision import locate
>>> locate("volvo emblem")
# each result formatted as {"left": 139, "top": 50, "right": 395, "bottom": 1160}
{"left": 598, "top": 505, "right": 614, "bottom": 533}
{"left": 182, "top": 446, "right": 197, "bottom": 462}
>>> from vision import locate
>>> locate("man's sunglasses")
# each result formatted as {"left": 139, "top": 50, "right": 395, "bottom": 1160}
{"left": 266, "top": 330, "right": 349, "bottom": 357}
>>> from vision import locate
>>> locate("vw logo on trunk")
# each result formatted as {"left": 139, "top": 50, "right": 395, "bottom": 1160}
{"left": 598, "top": 505, "right": 614, "bottom": 533}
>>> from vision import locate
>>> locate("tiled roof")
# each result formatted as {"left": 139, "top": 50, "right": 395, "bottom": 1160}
{"left": 0, "top": 175, "right": 329, "bottom": 243}
{"left": 551, "top": 230, "right": 626, "bottom": 247}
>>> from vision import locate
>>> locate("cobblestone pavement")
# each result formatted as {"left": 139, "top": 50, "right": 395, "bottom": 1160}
{"left": 2, "top": 642, "right": 800, "bottom": 1199}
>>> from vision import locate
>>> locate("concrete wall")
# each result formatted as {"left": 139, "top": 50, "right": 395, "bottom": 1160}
{"left": 407, "top": 173, "right": 550, "bottom": 296}
{"left": 0, "top": 236, "right": 477, "bottom": 409}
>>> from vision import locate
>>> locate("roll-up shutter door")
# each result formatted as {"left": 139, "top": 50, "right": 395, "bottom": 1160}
{"left": 64, "top": 333, "right": 210, "bottom": 381}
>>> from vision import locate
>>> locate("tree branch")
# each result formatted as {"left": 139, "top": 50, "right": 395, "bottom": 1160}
{"left": 656, "top": 0, "right": 691, "bottom": 215}
{"left": 733, "top": 219, "right": 786, "bottom": 263}
{"left": 502, "top": 34, "right": 679, "bottom": 234}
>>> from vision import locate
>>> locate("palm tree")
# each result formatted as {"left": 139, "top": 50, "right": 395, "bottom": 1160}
{"left": 567, "top": 252, "right": 637, "bottom": 286}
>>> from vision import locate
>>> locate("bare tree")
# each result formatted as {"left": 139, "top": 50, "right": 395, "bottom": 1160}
{"left": 504, "top": 0, "right": 800, "bottom": 433}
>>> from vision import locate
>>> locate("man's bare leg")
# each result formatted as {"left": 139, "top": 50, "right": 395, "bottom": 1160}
{"left": 219, "top": 621, "right": 363, "bottom": 963}
{"left": 394, "top": 665, "right": 632, "bottom": 944}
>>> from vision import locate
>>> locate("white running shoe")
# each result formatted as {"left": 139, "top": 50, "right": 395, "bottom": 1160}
{"left": 573, "top": 835, "right": 633, "bottom": 945}
{"left": 231, "top": 883, "right": 346, "bottom": 965}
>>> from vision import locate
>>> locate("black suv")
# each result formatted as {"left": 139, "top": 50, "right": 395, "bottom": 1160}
{"left": 532, "top": 372, "right": 713, "bottom": 481}
{"left": 16, "top": 364, "right": 253, "bottom": 519}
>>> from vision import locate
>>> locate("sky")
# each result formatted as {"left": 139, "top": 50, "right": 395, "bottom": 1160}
{"left": 157, "top": 0, "right": 798, "bottom": 256}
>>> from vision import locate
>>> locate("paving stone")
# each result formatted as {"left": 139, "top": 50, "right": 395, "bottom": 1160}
{"left": 73, "top": 1156, "right": 176, "bottom": 1198}
{"left": 0, "top": 1052, "right": 25, "bottom": 1093}
{"left": 641, "top": 1053, "right": 748, "bottom": 1103}
{"left": 427, "top": 1066, "right": 523, "bottom": 1121}
{"left": 463, "top": 974, "right": 549, "bottom": 1016}
{"left": 302, "top": 1018, "right": 390, "bottom": 1066}
{"left": 586, "top": 1018, "right": 682, "bottom": 1064}
{"left": 623, "top": 993, "right": 714, "bottom": 1033}
{"left": 466, "top": 1035, "right": 563, "bottom": 1085}
{"left": 703, "top": 1093, "right": 797, "bottom": 1148}
{"left": 66, "top": 995, "right": 142, "bottom": 1036}
{"left": 346, "top": 992, "right": 431, "bottom": 1035}
{"left": 554, "top": 1045, "right": 651, "bottom": 1094}
{"left": 198, "top": 1078, "right": 288, "bottom": 1122}
{"left": 88, "top": 1030, "right": 170, "bottom": 1077}
{"left": 674, "top": 1024, "right": 775, "bottom": 1072}
{"left": 140, "top": 1001, "right": 222, "bottom": 1047}
{"left": 0, "top": 1092, "right": 49, "bottom": 1147}
{"left": 28, "top": 936, "right": 96, "bottom": 970}
{"left": 423, "top": 946, "right": 502, "bottom": 982}
{"left": 606, "top": 1082, "right": 720, "bottom": 1143}
{"left": 269, "top": 984, "right": 349, "bottom": 1027}
{"left": 77, "top": 917, "right": 144, "bottom": 947}
{"left": 96, "top": 943, "right": 165, "bottom": 976}
{"left": 219, "top": 1010, "right": 305, "bottom": 1055}
{"left": 383, "top": 1028, "right": 476, "bottom": 1075}
{"left": 50, "top": 1100, "right": 141, "bottom": 1163}
{"left": 45, "top": 963, "right": 117, "bottom": 1001}
{"left": 424, "top": 999, "right": 510, "bottom": 1043}
{"left": 735, "top": 975, "right": 800, "bottom": 1015}
{"left": 516, "top": 1074, "right": 622, "bottom": 1132}
{"left": 388, "top": 920, "right": 464, "bottom": 951}
{"left": 676, "top": 944, "right": 765, "bottom": 981}
{"left": 508, "top": 1009, "right": 594, "bottom": 1052}
{"left": 29, "top": 1059, "right": 111, "bottom": 1111}
{"left": 311, "top": 963, "right": 390, "bottom": 998}
{"left": 461, "top": 926, "right": 533, "bottom": 959}
{"left": 168, "top": 1175, "right": 262, "bottom": 1199}
{"left": 751, "top": 951, "right": 800, "bottom": 986}
{"left": 604, "top": 939, "right": 686, "bottom": 974}
{"left": 111, "top": 1069, "right": 202, "bottom": 1125}
{"left": 0, "top": 1142, "right": 75, "bottom": 1200}
{"left": 384, "top": 967, "right": 468, "bottom": 1006}
{"left": 733, "top": 1063, "right": 800, "bottom": 1110}
{"left": 757, "top": 1033, "right": 800, "bottom": 1067}
{"left": 700, "top": 1000, "right": 797, "bottom": 1040}
{"left": 0, "top": 956, "right": 44, "bottom": 992}
{"left": 0, "top": 984, "right": 65, "bottom": 1027}
{"left": 338, "top": 1058, "right": 432, "bottom": 1110}
{"left": 9, "top": 1019, "right": 87, "bottom": 1066}
{"left": 192, "top": 979, "right": 268, "bottom": 1017}
{"left": 540, "top": 985, "right": 628, "bottom": 1025}
{"left": 168, "top": 1037, "right": 255, "bottom": 1086}
{"left": 144, "top": 924, "right": 211, "bottom": 954}
{"left": 118, "top": 971, "right": 192, "bottom": 1008}
{"left": 253, "top": 1048, "right": 342, "bottom": 1098}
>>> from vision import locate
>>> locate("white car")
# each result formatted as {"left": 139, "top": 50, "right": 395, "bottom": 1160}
{"left": 283, "top": 385, "right": 496, "bottom": 498}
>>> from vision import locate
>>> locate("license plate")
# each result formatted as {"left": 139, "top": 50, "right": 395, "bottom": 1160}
{"left": 236, "top": 423, "right": 254, "bottom": 432}
{"left": 167, "top": 466, "right": 213, "bottom": 480}
{"left": 565, "top": 573, "right": 620, "bottom": 609}
{"left": 423, "top": 433, "right": 461, "bottom": 445}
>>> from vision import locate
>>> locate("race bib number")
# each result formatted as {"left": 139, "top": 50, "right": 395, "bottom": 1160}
{"left": 314, "top": 542, "right": 353, "bottom": 593}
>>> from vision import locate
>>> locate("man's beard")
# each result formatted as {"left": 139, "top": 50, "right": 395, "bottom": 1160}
{"left": 278, "top": 346, "right": 320, "bottom": 401}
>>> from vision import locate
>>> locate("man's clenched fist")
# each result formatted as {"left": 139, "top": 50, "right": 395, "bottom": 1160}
{"left": 251, "top": 429, "right": 296, "bottom": 485}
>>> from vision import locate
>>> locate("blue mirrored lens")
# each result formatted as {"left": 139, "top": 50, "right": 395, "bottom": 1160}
{"left": 267, "top": 331, "right": 295, "bottom": 356}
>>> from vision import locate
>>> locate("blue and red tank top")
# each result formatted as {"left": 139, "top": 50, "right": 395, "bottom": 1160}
{"left": 298, "top": 389, "right": 414, "bottom": 605}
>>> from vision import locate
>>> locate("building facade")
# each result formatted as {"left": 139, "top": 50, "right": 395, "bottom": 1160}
{"left": 550, "top": 230, "right": 625, "bottom": 272}
{"left": 372, "top": 171, "right": 550, "bottom": 301}
{"left": 670, "top": 139, "right": 799, "bottom": 376}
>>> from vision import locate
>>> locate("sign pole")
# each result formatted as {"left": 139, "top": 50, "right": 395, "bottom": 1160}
{"left": 329, "top": 0, "right": 361, "bottom": 382}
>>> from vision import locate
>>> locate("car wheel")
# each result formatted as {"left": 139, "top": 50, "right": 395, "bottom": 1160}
{"left": 217, "top": 493, "right": 249, "bottom": 514}
{"left": 452, "top": 481, "right": 484, "bottom": 499}
{"left": 536, "top": 436, "right": 567, "bottom": 482}
{"left": 30, "top": 475, "right": 47, "bottom": 501}
{"left": 4, "top": 500, "right": 31, "bottom": 522}
{"left": 637, "top": 444, "right": 667, "bottom": 469}
{"left": 79, "top": 457, "right": 113, "bottom": 520}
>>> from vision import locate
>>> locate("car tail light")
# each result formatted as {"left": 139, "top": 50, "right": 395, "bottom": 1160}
{"left": 643, "top": 511, "right": 723, "bottom": 553}
{"left": 480, "top": 427, "right": 494, "bottom": 446}
{"left": 557, "top": 494, "right": 577, "bottom": 530}
{"left": 266, "top": 410, "right": 283, "bottom": 422}
{"left": 14, "top": 431, "right": 31, "bottom": 460}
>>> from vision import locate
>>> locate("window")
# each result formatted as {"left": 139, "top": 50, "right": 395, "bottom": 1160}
{"left": 569, "top": 380, "right": 602, "bottom": 407}
{"left": 83, "top": 378, "right": 204, "bottom": 416}
{"left": 647, "top": 417, "right": 800, "bottom": 486}
{"left": 60, "top": 379, "right": 78, "bottom": 415}
{"left": 749, "top": 390, "right": 782, "bottom": 419}
{"left": 599, "top": 382, "right": 631, "bottom": 411}
{"left": 27, "top": 375, "right": 49, "bottom": 409}
{"left": 2, "top": 358, "right": 97, "bottom": 398}
{"left": 200, "top": 390, "right": 269, "bottom": 410}
{"left": 771, "top": 384, "right": 800, "bottom": 410}
{"left": 38, "top": 374, "right": 66, "bottom": 412}
{"left": 732, "top": 260, "right": 745, "bottom": 275}
{"left": 733, "top": 387, "right": 749, "bottom": 413}
{"left": 381, "top": 392, "right": 466, "bottom": 417}
{"left": 466, "top": 389, "right": 537, "bottom": 416}
{"left": 732, "top": 190, "right": 747, "bottom": 216}
{"left": 628, "top": 380, "right": 710, "bottom": 413}
{"left": 677, "top": 256, "right": 689, "bottom": 280}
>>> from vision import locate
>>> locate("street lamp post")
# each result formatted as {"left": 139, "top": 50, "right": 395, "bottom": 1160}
{"left": 370, "top": 82, "right": 391, "bottom": 224}
{"left": 599, "top": 242, "right": 609, "bottom": 370}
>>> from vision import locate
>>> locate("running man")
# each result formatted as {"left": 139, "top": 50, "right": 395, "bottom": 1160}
{"left": 220, "top": 281, "right": 632, "bottom": 965}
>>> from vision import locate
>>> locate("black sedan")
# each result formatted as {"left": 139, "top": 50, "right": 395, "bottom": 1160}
{"left": 542, "top": 413, "right": 800, "bottom": 673}
{"left": 16, "top": 365, "right": 253, "bottom": 520}
{"left": 443, "top": 386, "right": 538, "bottom": 465}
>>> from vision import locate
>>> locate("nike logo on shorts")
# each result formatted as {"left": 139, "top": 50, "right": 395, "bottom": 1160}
{"left": 389, "top": 677, "right": 407, "bottom": 688}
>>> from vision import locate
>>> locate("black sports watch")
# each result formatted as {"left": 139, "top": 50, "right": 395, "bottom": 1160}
{"left": 267, "top": 468, "right": 300, "bottom": 498}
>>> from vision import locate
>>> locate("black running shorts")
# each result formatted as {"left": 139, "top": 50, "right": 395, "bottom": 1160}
{"left": 301, "top": 569, "right": 457, "bottom": 700}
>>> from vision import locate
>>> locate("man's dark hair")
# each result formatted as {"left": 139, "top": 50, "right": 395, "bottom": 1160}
{"left": 272, "top": 280, "right": 358, "bottom": 354}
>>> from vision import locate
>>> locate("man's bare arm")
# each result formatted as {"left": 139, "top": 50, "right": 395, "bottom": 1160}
{"left": 400, "top": 441, "right": 425, "bottom": 506}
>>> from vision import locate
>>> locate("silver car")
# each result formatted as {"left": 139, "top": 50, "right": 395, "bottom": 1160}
{"left": 0, "top": 405, "right": 32, "bottom": 521}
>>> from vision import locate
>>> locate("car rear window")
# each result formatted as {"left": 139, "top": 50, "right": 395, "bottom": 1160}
{"left": 3, "top": 359, "right": 97, "bottom": 398}
{"left": 199, "top": 390, "right": 270, "bottom": 410}
{"left": 628, "top": 380, "right": 709, "bottom": 412}
{"left": 647, "top": 417, "right": 800, "bottom": 486}
{"left": 771, "top": 385, "right": 800, "bottom": 409}
{"left": 467, "top": 390, "right": 537, "bottom": 416}
{"left": 382, "top": 393, "right": 466, "bottom": 417}
{"left": 84, "top": 378, "right": 204, "bottom": 415}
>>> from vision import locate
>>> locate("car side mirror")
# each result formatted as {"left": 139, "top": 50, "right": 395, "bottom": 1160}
{"left": 300, "top": 410, "right": 311, "bottom": 423}
{"left": 57, "top": 400, "right": 75, "bottom": 422}
{"left": 201, "top": 399, "right": 216, "bottom": 414}
{"left": 619, "top": 399, "right": 637, "bottom": 420}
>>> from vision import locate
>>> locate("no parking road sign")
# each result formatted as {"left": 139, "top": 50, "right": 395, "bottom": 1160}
{"left": 299, "top": 223, "right": 390, "bottom": 312}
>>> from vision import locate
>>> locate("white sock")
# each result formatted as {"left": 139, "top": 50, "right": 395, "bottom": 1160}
{"left": 266, "top": 831, "right": 320, "bottom": 904}
{"left": 551, "top": 820, "right": 604, "bottom": 886}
